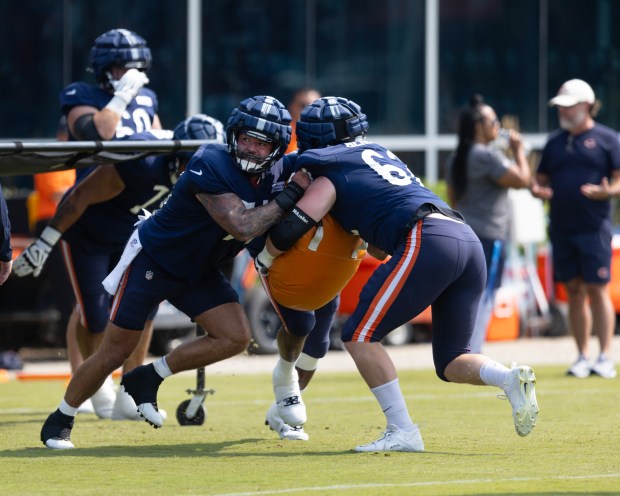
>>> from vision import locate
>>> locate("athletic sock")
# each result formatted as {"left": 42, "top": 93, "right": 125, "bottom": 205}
{"left": 273, "top": 358, "right": 297, "bottom": 386}
{"left": 479, "top": 360, "right": 511, "bottom": 388}
{"left": 295, "top": 352, "right": 319, "bottom": 372}
{"left": 153, "top": 356, "right": 173, "bottom": 379}
{"left": 370, "top": 378, "right": 416, "bottom": 431}
{"left": 59, "top": 399, "right": 78, "bottom": 417}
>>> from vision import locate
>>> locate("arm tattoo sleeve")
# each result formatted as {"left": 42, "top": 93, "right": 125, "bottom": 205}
{"left": 196, "top": 192, "right": 285, "bottom": 242}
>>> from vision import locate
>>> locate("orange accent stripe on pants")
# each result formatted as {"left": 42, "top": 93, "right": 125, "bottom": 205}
{"left": 109, "top": 266, "right": 131, "bottom": 322}
{"left": 351, "top": 222, "right": 422, "bottom": 342}
{"left": 257, "top": 270, "right": 291, "bottom": 335}
{"left": 60, "top": 240, "right": 88, "bottom": 329}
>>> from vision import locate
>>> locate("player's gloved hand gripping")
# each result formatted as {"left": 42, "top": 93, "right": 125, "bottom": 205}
{"left": 12, "top": 226, "right": 62, "bottom": 277}
{"left": 105, "top": 68, "right": 150, "bottom": 116}
{"left": 256, "top": 168, "right": 312, "bottom": 276}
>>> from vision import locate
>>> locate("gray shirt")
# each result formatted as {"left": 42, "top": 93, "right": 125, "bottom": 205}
{"left": 446, "top": 143, "right": 512, "bottom": 240}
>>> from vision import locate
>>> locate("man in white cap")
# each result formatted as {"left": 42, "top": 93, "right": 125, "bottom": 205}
{"left": 532, "top": 79, "right": 619, "bottom": 379}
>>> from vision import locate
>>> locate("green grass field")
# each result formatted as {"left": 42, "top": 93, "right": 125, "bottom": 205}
{"left": 1, "top": 364, "right": 619, "bottom": 496}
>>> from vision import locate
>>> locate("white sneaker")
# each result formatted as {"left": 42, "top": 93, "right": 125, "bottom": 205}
{"left": 567, "top": 357, "right": 591, "bottom": 378}
{"left": 354, "top": 424, "right": 424, "bottom": 452}
{"left": 77, "top": 398, "right": 95, "bottom": 415}
{"left": 501, "top": 364, "right": 539, "bottom": 437}
{"left": 265, "top": 403, "right": 309, "bottom": 441}
{"left": 591, "top": 357, "right": 617, "bottom": 379}
{"left": 273, "top": 370, "right": 306, "bottom": 426}
{"left": 90, "top": 376, "right": 116, "bottom": 419}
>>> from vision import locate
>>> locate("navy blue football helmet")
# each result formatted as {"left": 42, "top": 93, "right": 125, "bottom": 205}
{"left": 90, "top": 29, "right": 152, "bottom": 86}
{"left": 296, "top": 96, "right": 368, "bottom": 152}
{"left": 173, "top": 114, "right": 226, "bottom": 160}
{"left": 226, "top": 96, "right": 292, "bottom": 174}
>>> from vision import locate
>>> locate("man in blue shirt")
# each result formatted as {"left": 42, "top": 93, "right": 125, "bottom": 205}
{"left": 533, "top": 79, "right": 620, "bottom": 380}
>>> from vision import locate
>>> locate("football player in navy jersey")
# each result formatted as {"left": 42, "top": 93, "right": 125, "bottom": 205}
{"left": 16, "top": 115, "right": 223, "bottom": 421}
{"left": 39, "top": 96, "right": 311, "bottom": 449}
{"left": 61, "top": 28, "right": 161, "bottom": 148}
{"left": 255, "top": 96, "right": 540, "bottom": 452}
{"left": 55, "top": 28, "right": 163, "bottom": 415}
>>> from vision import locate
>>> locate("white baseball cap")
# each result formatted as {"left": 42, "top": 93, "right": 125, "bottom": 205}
{"left": 548, "top": 79, "right": 595, "bottom": 107}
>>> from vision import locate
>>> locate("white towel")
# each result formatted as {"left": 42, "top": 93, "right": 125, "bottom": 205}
{"left": 102, "top": 229, "right": 143, "bottom": 295}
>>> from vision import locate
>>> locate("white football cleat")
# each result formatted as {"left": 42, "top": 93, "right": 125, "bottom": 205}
{"left": 501, "top": 364, "right": 539, "bottom": 437}
{"left": 41, "top": 410, "right": 75, "bottom": 450}
{"left": 90, "top": 375, "right": 116, "bottom": 419}
{"left": 273, "top": 367, "right": 306, "bottom": 426}
{"left": 120, "top": 364, "right": 166, "bottom": 428}
{"left": 137, "top": 402, "right": 164, "bottom": 428}
{"left": 77, "top": 398, "right": 95, "bottom": 415}
{"left": 112, "top": 387, "right": 141, "bottom": 420}
{"left": 354, "top": 424, "right": 424, "bottom": 452}
{"left": 113, "top": 387, "right": 168, "bottom": 422}
{"left": 265, "top": 403, "right": 309, "bottom": 441}
{"left": 45, "top": 438, "right": 75, "bottom": 450}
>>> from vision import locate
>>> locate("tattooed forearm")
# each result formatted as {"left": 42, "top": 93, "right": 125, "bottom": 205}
{"left": 197, "top": 192, "right": 285, "bottom": 242}
{"left": 49, "top": 191, "right": 86, "bottom": 233}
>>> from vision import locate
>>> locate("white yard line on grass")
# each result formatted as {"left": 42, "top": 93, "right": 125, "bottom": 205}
{"left": 206, "top": 473, "right": 620, "bottom": 496}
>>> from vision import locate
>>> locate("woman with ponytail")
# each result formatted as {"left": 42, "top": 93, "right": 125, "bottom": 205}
{"left": 446, "top": 95, "right": 531, "bottom": 352}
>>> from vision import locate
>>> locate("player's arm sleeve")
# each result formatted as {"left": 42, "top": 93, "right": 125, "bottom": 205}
{"left": 269, "top": 207, "right": 318, "bottom": 252}
{"left": 73, "top": 113, "right": 104, "bottom": 140}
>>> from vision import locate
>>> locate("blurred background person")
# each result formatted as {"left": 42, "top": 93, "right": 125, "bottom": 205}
{"left": 30, "top": 116, "right": 77, "bottom": 365}
{"left": 60, "top": 27, "right": 163, "bottom": 416}
{"left": 446, "top": 94, "right": 531, "bottom": 353}
{"left": 532, "top": 79, "right": 619, "bottom": 379}
{"left": 285, "top": 88, "right": 321, "bottom": 153}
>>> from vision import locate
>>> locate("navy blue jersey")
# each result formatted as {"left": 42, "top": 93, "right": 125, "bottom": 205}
{"left": 138, "top": 144, "right": 296, "bottom": 285}
{"left": 538, "top": 123, "right": 620, "bottom": 232}
{"left": 296, "top": 140, "right": 448, "bottom": 254}
{"left": 60, "top": 82, "right": 159, "bottom": 139}
{"left": 62, "top": 130, "right": 175, "bottom": 254}
{"left": 0, "top": 187, "right": 11, "bottom": 262}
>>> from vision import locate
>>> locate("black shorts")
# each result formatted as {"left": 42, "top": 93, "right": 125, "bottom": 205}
{"left": 549, "top": 226, "right": 612, "bottom": 284}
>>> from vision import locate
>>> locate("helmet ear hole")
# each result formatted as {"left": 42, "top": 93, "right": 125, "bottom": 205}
{"left": 296, "top": 96, "right": 368, "bottom": 152}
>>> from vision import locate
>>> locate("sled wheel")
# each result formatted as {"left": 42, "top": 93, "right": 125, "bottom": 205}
{"left": 176, "top": 399, "right": 205, "bottom": 426}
